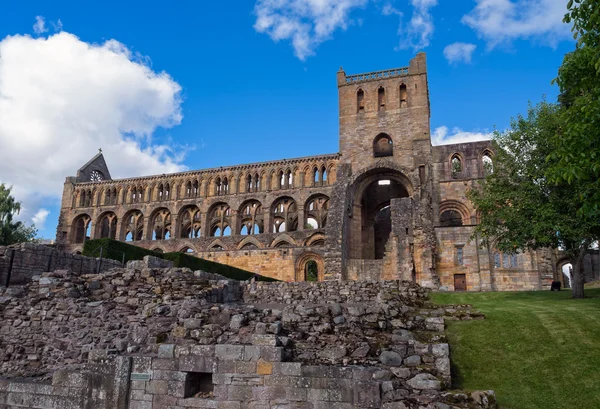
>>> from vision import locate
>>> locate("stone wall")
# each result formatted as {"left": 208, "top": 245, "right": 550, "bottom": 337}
{"left": 0, "top": 243, "right": 122, "bottom": 286}
{"left": 0, "top": 265, "right": 497, "bottom": 409}
{"left": 243, "top": 280, "right": 428, "bottom": 305}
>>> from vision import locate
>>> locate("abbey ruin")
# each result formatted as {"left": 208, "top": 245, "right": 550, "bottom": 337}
{"left": 56, "top": 53, "right": 563, "bottom": 291}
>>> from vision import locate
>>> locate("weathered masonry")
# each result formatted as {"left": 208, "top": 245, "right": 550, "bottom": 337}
{"left": 56, "top": 53, "right": 559, "bottom": 291}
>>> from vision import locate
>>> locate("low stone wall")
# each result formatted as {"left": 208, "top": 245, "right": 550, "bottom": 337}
{"left": 243, "top": 279, "right": 429, "bottom": 305}
{"left": 0, "top": 357, "right": 131, "bottom": 409}
{"left": 494, "top": 269, "right": 551, "bottom": 292}
{"left": 0, "top": 243, "right": 122, "bottom": 285}
{"left": 0, "top": 267, "right": 242, "bottom": 379}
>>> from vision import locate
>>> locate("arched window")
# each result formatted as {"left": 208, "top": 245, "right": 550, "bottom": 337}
{"left": 222, "top": 178, "right": 229, "bottom": 195}
{"left": 239, "top": 200, "right": 263, "bottom": 235}
{"left": 279, "top": 171, "right": 285, "bottom": 189}
{"left": 322, "top": 167, "right": 328, "bottom": 183}
{"left": 399, "top": 83, "right": 407, "bottom": 108}
{"left": 111, "top": 188, "right": 117, "bottom": 205}
{"left": 214, "top": 178, "right": 221, "bottom": 196}
{"left": 440, "top": 210, "right": 463, "bottom": 227}
{"left": 482, "top": 152, "right": 493, "bottom": 175}
{"left": 180, "top": 206, "right": 201, "bottom": 239}
{"left": 246, "top": 174, "right": 252, "bottom": 192}
{"left": 451, "top": 155, "right": 462, "bottom": 178}
{"left": 286, "top": 170, "right": 293, "bottom": 188}
{"left": 254, "top": 173, "right": 260, "bottom": 191}
{"left": 193, "top": 180, "right": 199, "bottom": 196}
{"left": 151, "top": 209, "right": 172, "bottom": 240}
{"left": 186, "top": 181, "right": 192, "bottom": 198}
{"left": 305, "top": 195, "right": 329, "bottom": 229}
{"left": 272, "top": 197, "right": 298, "bottom": 233}
{"left": 378, "top": 87, "right": 385, "bottom": 111}
{"left": 313, "top": 167, "right": 319, "bottom": 185}
{"left": 357, "top": 89, "right": 365, "bottom": 112}
{"left": 104, "top": 189, "right": 111, "bottom": 205}
{"left": 373, "top": 133, "right": 393, "bottom": 158}
{"left": 158, "top": 184, "right": 164, "bottom": 201}
{"left": 208, "top": 203, "right": 231, "bottom": 237}
{"left": 123, "top": 210, "right": 144, "bottom": 241}
{"left": 98, "top": 212, "right": 117, "bottom": 239}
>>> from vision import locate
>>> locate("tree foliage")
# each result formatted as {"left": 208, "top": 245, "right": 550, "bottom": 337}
{"left": 549, "top": 0, "right": 600, "bottom": 217}
{"left": 0, "top": 184, "right": 37, "bottom": 245}
{"left": 468, "top": 102, "right": 598, "bottom": 298}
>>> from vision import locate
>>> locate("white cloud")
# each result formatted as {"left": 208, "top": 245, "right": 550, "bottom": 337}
{"left": 33, "top": 16, "right": 48, "bottom": 34}
{"left": 32, "top": 209, "right": 50, "bottom": 229}
{"left": 0, "top": 31, "right": 187, "bottom": 227}
{"left": 384, "top": 0, "right": 438, "bottom": 51}
{"left": 443, "top": 42, "right": 476, "bottom": 64}
{"left": 431, "top": 126, "right": 492, "bottom": 146}
{"left": 253, "top": 0, "right": 368, "bottom": 60}
{"left": 462, "top": 0, "right": 571, "bottom": 48}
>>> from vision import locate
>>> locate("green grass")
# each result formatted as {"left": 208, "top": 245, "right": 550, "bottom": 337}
{"left": 430, "top": 289, "right": 600, "bottom": 409}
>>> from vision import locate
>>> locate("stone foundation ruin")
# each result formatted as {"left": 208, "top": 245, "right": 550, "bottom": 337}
{"left": 0, "top": 256, "right": 496, "bottom": 409}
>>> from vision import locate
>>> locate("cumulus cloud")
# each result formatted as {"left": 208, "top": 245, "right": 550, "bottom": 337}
{"left": 431, "top": 126, "right": 492, "bottom": 146}
{"left": 462, "top": 0, "right": 571, "bottom": 48}
{"left": 384, "top": 0, "right": 438, "bottom": 51}
{"left": 253, "top": 0, "right": 368, "bottom": 60}
{"left": 0, "top": 30, "right": 187, "bottom": 227}
{"left": 443, "top": 42, "right": 476, "bottom": 64}
{"left": 33, "top": 16, "right": 48, "bottom": 34}
{"left": 32, "top": 209, "right": 50, "bottom": 229}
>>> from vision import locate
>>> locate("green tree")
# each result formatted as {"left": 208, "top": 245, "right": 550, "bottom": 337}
{"left": 0, "top": 184, "right": 38, "bottom": 245}
{"left": 469, "top": 102, "right": 598, "bottom": 299}
{"left": 549, "top": 0, "right": 600, "bottom": 217}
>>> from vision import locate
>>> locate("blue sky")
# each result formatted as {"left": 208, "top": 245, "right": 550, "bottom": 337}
{"left": 0, "top": 0, "right": 574, "bottom": 239}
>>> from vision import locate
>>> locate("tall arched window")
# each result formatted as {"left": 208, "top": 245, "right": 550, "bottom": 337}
{"left": 286, "top": 170, "right": 293, "bottom": 188}
{"left": 357, "top": 89, "right": 365, "bottom": 112}
{"left": 222, "top": 178, "right": 229, "bottom": 195}
{"left": 254, "top": 173, "right": 260, "bottom": 191}
{"left": 399, "top": 83, "right": 407, "bottom": 108}
{"left": 313, "top": 167, "right": 319, "bottom": 185}
{"left": 451, "top": 155, "right": 462, "bottom": 178}
{"left": 246, "top": 174, "right": 253, "bottom": 192}
{"left": 279, "top": 171, "right": 285, "bottom": 189}
{"left": 378, "top": 87, "right": 385, "bottom": 111}
{"left": 214, "top": 178, "right": 222, "bottom": 196}
{"left": 373, "top": 133, "right": 393, "bottom": 158}
{"left": 482, "top": 152, "right": 493, "bottom": 176}
{"left": 321, "top": 166, "right": 327, "bottom": 184}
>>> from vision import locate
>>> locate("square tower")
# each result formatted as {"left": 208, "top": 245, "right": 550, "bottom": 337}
{"left": 337, "top": 53, "right": 431, "bottom": 172}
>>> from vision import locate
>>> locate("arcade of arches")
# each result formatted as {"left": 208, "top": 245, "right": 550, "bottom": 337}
{"left": 59, "top": 54, "right": 568, "bottom": 290}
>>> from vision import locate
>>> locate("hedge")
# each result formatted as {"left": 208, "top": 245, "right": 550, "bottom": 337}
{"left": 82, "top": 238, "right": 277, "bottom": 282}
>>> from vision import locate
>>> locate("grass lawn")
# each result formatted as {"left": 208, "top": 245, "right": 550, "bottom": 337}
{"left": 430, "top": 288, "right": 600, "bottom": 409}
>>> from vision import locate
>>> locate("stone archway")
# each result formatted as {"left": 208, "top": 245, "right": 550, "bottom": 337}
{"left": 295, "top": 253, "right": 324, "bottom": 282}
{"left": 349, "top": 167, "right": 412, "bottom": 260}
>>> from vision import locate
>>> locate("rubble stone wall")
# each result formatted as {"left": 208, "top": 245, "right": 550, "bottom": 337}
{"left": 0, "top": 243, "right": 122, "bottom": 286}
{"left": 0, "top": 266, "right": 496, "bottom": 409}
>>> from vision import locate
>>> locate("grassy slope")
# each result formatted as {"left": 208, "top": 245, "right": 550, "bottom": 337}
{"left": 430, "top": 289, "right": 600, "bottom": 409}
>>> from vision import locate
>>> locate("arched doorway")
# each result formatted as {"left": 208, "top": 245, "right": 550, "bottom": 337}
{"left": 295, "top": 253, "right": 324, "bottom": 282}
{"left": 349, "top": 168, "right": 411, "bottom": 260}
{"left": 305, "top": 260, "right": 319, "bottom": 282}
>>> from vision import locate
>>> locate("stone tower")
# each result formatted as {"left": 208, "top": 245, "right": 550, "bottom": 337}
{"left": 329, "top": 53, "right": 438, "bottom": 287}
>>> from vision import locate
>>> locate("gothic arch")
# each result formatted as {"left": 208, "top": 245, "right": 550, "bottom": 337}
{"left": 237, "top": 236, "right": 262, "bottom": 250}
{"left": 207, "top": 238, "right": 227, "bottom": 251}
{"left": 271, "top": 196, "right": 298, "bottom": 233}
{"left": 271, "top": 233, "right": 296, "bottom": 248}
{"left": 305, "top": 232, "right": 326, "bottom": 247}
{"left": 71, "top": 214, "right": 92, "bottom": 244}
{"left": 96, "top": 211, "right": 117, "bottom": 239}
{"left": 122, "top": 209, "right": 144, "bottom": 241}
